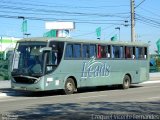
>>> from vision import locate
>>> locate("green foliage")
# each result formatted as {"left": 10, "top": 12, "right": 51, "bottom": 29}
{"left": 0, "top": 60, "right": 9, "bottom": 80}
{"left": 150, "top": 54, "right": 160, "bottom": 72}
{"left": 0, "top": 51, "right": 4, "bottom": 60}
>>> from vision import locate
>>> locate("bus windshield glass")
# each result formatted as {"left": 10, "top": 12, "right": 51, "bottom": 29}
{"left": 12, "top": 42, "right": 47, "bottom": 77}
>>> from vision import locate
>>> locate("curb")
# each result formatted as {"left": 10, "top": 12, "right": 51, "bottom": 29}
{"left": 140, "top": 80, "right": 160, "bottom": 84}
{"left": 150, "top": 77, "right": 160, "bottom": 81}
{"left": 149, "top": 73, "right": 160, "bottom": 80}
{"left": 0, "top": 91, "right": 17, "bottom": 97}
{"left": 0, "top": 80, "right": 11, "bottom": 89}
{"left": 0, "top": 93, "right": 8, "bottom": 97}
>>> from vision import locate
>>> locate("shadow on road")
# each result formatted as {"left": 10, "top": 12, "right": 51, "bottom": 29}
{"left": 8, "top": 101, "right": 160, "bottom": 120}
{"left": 0, "top": 85, "right": 143, "bottom": 97}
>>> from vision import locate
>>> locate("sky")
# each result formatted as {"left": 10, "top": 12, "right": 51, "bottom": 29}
{"left": 0, "top": 0, "right": 160, "bottom": 53}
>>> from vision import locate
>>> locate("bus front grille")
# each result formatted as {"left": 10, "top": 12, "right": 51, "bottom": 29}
{"left": 13, "top": 76, "right": 36, "bottom": 84}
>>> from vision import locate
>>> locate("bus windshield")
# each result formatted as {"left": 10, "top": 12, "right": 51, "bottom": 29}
{"left": 11, "top": 42, "right": 47, "bottom": 77}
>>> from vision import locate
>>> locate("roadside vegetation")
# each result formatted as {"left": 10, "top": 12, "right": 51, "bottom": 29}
{"left": 0, "top": 60, "right": 9, "bottom": 80}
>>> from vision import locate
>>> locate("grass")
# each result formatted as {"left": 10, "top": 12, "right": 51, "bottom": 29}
{"left": 0, "top": 60, "right": 9, "bottom": 80}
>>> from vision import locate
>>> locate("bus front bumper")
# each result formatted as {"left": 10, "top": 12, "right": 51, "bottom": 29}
{"left": 11, "top": 82, "right": 44, "bottom": 91}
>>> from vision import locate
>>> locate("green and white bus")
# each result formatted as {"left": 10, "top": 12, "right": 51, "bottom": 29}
{"left": 11, "top": 37, "right": 149, "bottom": 94}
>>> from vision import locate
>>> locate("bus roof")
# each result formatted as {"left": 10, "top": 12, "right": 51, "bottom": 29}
{"left": 18, "top": 37, "right": 148, "bottom": 47}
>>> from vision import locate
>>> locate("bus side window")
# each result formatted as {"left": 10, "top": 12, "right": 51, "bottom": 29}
{"left": 135, "top": 47, "right": 139, "bottom": 59}
{"left": 73, "top": 44, "right": 81, "bottom": 58}
{"left": 65, "top": 44, "right": 73, "bottom": 58}
{"left": 51, "top": 52, "right": 57, "bottom": 65}
{"left": 144, "top": 47, "right": 147, "bottom": 59}
{"left": 112, "top": 46, "right": 114, "bottom": 58}
{"left": 112, "top": 46, "right": 118, "bottom": 58}
{"left": 132, "top": 47, "right": 135, "bottom": 59}
{"left": 112, "top": 46, "right": 123, "bottom": 59}
{"left": 98, "top": 45, "right": 110, "bottom": 58}
{"left": 89, "top": 44, "right": 96, "bottom": 58}
{"left": 139, "top": 47, "right": 144, "bottom": 59}
{"left": 114, "top": 46, "right": 119, "bottom": 58}
{"left": 125, "top": 46, "right": 132, "bottom": 59}
{"left": 46, "top": 51, "right": 55, "bottom": 66}
{"left": 46, "top": 52, "right": 54, "bottom": 72}
{"left": 115, "top": 47, "right": 119, "bottom": 58}
{"left": 101, "top": 46, "right": 106, "bottom": 58}
{"left": 49, "top": 41, "right": 64, "bottom": 64}
{"left": 82, "top": 44, "right": 89, "bottom": 58}
{"left": 97, "top": 45, "right": 102, "bottom": 58}
{"left": 119, "top": 46, "right": 124, "bottom": 58}
{"left": 136, "top": 47, "right": 144, "bottom": 59}
{"left": 107, "top": 45, "right": 111, "bottom": 58}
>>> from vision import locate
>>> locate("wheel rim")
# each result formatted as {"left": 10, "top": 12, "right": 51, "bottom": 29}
{"left": 66, "top": 82, "right": 73, "bottom": 92}
{"left": 124, "top": 79, "right": 129, "bottom": 87}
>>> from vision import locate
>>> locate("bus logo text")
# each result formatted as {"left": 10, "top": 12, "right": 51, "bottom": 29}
{"left": 81, "top": 57, "right": 110, "bottom": 78}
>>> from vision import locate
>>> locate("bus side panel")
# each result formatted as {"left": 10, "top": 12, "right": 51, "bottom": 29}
{"left": 43, "top": 60, "right": 82, "bottom": 91}
{"left": 41, "top": 59, "right": 149, "bottom": 90}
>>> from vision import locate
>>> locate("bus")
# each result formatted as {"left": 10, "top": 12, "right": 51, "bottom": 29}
{"left": 11, "top": 37, "right": 149, "bottom": 94}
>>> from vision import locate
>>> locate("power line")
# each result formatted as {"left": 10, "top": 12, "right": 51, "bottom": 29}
{"left": 135, "top": 0, "right": 146, "bottom": 9}
{"left": 0, "top": 0, "right": 130, "bottom": 26}
{"left": 0, "top": 0, "right": 132, "bottom": 38}
{"left": 136, "top": 14, "right": 160, "bottom": 25}
{"left": 0, "top": 0, "right": 129, "bottom": 9}
{"left": 76, "top": 21, "right": 124, "bottom": 25}
{"left": 0, "top": 9, "right": 129, "bottom": 21}
{"left": 0, "top": 5, "right": 129, "bottom": 18}
{"left": 137, "top": 19, "right": 160, "bottom": 29}
{"left": 136, "top": 14, "right": 160, "bottom": 28}
{"left": 138, "top": 7, "right": 160, "bottom": 18}
{"left": 0, "top": 14, "right": 128, "bottom": 26}
{"left": 72, "top": 25, "right": 115, "bottom": 38}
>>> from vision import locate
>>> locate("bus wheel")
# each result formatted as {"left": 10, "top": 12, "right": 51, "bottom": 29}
{"left": 122, "top": 75, "right": 131, "bottom": 89}
{"left": 64, "top": 78, "right": 76, "bottom": 95}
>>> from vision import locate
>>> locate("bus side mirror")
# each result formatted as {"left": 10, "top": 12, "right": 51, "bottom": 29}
{"left": 39, "top": 47, "right": 52, "bottom": 52}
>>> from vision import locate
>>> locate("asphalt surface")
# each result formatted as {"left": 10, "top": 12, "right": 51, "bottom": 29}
{"left": 0, "top": 81, "right": 160, "bottom": 120}
{"left": 0, "top": 73, "right": 160, "bottom": 120}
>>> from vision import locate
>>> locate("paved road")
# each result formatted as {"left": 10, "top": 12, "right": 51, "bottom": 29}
{"left": 0, "top": 82, "right": 159, "bottom": 120}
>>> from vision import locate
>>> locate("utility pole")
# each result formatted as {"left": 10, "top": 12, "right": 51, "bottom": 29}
{"left": 131, "top": 0, "right": 135, "bottom": 42}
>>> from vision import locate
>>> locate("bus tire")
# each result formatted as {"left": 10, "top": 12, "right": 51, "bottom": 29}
{"left": 122, "top": 75, "right": 131, "bottom": 89}
{"left": 64, "top": 78, "right": 76, "bottom": 95}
